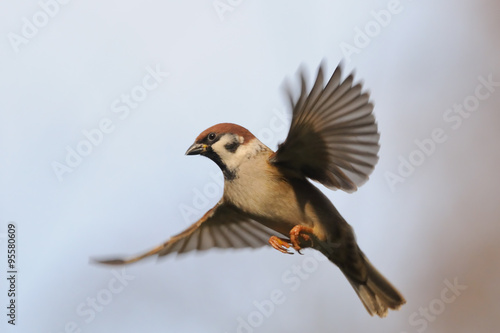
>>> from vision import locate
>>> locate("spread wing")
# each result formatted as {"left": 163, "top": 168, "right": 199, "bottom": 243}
{"left": 94, "top": 201, "right": 283, "bottom": 265}
{"left": 270, "top": 63, "right": 380, "bottom": 193}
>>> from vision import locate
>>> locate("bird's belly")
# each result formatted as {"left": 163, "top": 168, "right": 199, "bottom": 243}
{"left": 224, "top": 173, "right": 337, "bottom": 239}
{"left": 255, "top": 202, "right": 306, "bottom": 236}
{"left": 255, "top": 184, "right": 342, "bottom": 241}
{"left": 247, "top": 189, "right": 319, "bottom": 237}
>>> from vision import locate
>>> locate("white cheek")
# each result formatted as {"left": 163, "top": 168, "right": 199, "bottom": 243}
{"left": 212, "top": 136, "right": 238, "bottom": 167}
{"left": 212, "top": 135, "right": 255, "bottom": 170}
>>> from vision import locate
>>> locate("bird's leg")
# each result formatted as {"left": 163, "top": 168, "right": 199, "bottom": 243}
{"left": 268, "top": 236, "right": 293, "bottom": 255}
{"left": 290, "top": 225, "right": 314, "bottom": 254}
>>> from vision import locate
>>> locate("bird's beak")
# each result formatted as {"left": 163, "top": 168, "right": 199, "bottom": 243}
{"left": 185, "top": 143, "right": 207, "bottom": 155}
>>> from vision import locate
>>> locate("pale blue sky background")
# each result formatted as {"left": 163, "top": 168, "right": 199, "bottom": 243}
{"left": 1, "top": 1, "right": 499, "bottom": 332}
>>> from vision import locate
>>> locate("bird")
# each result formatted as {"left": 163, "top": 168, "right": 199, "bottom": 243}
{"left": 95, "top": 62, "right": 406, "bottom": 317}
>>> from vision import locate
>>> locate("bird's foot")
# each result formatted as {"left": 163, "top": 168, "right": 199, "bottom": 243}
{"left": 268, "top": 236, "right": 293, "bottom": 254}
{"left": 290, "top": 225, "right": 314, "bottom": 254}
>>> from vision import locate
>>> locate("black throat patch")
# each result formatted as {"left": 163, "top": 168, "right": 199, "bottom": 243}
{"left": 204, "top": 148, "right": 237, "bottom": 181}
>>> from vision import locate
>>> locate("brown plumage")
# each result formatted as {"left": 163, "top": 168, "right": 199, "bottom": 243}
{"left": 195, "top": 123, "right": 254, "bottom": 143}
{"left": 94, "top": 62, "right": 406, "bottom": 317}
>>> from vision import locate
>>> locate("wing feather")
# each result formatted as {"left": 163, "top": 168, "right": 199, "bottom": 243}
{"left": 271, "top": 63, "right": 380, "bottom": 192}
{"left": 94, "top": 201, "right": 283, "bottom": 265}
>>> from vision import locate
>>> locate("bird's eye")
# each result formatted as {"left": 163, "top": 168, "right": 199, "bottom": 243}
{"left": 208, "top": 133, "right": 216, "bottom": 141}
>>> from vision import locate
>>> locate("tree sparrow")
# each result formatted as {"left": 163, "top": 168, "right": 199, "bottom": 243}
{"left": 96, "top": 63, "right": 406, "bottom": 317}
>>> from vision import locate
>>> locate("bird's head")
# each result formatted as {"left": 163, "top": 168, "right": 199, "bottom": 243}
{"left": 185, "top": 123, "right": 260, "bottom": 180}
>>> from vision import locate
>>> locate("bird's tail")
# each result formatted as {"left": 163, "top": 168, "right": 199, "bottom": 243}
{"left": 338, "top": 252, "right": 406, "bottom": 317}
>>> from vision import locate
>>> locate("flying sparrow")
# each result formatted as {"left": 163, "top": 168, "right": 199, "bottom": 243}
{"left": 96, "top": 62, "right": 406, "bottom": 317}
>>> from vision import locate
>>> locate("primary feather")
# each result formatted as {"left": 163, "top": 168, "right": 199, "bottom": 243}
{"left": 271, "top": 63, "right": 380, "bottom": 192}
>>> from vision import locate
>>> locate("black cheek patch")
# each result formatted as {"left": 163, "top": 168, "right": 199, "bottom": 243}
{"left": 224, "top": 141, "right": 240, "bottom": 153}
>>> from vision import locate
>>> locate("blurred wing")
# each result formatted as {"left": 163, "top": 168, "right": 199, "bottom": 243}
{"left": 94, "top": 201, "right": 282, "bottom": 265}
{"left": 270, "top": 63, "right": 380, "bottom": 192}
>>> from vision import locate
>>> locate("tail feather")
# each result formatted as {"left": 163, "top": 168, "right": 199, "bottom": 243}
{"left": 343, "top": 254, "right": 406, "bottom": 317}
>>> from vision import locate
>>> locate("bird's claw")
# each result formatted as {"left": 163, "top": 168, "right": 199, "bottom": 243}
{"left": 268, "top": 236, "right": 293, "bottom": 254}
{"left": 269, "top": 226, "right": 315, "bottom": 255}
{"left": 290, "top": 225, "right": 314, "bottom": 252}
